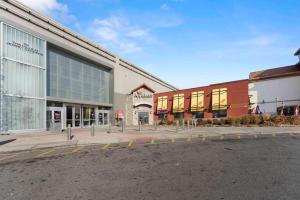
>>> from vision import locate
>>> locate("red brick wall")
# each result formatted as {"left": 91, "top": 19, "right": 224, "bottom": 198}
{"left": 154, "top": 79, "right": 249, "bottom": 121}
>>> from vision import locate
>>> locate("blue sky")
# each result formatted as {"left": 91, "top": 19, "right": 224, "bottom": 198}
{"left": 19, "top": 0, "right": 300, "bottom": 89}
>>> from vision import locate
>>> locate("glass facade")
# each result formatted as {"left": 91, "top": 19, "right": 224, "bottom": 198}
{"left": 47, "top": 47, "right": 111, "bottom": 104}
{"left": 0, "top": 23, "right": 46, "bottom": 131}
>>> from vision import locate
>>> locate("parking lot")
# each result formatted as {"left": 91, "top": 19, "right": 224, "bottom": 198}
{"left": 0, "top": 133, "right": 300, "bottom": 200}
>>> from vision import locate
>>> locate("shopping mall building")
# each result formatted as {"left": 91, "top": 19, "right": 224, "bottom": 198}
{"left": 154, "top": 79, "right": 249, "bottom": 121}
{"left": 0, "top": 0, "right": 176, "bottom": 133}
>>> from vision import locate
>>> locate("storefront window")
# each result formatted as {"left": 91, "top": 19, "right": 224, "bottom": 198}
{"left": 192, "top": 112, "right": 204, "bottom": 119}
{"left": 1, "top": 23, "right": 46, "bottom": 131}
{"left": 47, "top": 46, "right": 111, "bottom": 104}
{"left": 212, "top": 110, "right": 227, "bottom": 118}
{"left": 174, "top": 112, "right": 184, "bottom": 120}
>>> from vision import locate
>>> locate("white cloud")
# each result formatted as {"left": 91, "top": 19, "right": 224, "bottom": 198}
{"left": 17, "top": 0, "right": 77, "bottom": 24}
{"left": 236, "top": 35, "right": 280, "bottom": 47}
{"left": 90, "top": 15, "right": 152, "bottom": 54}
{"left": 160, "top": 4, "right": 170, "bottom": 11}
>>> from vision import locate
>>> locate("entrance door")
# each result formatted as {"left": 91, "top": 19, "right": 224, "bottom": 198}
{"left": 138, "top": 112, "right": 149, "bottom": 125}
{"left": 46, "top": 107, "right": 65, "bottom": 132}
{"left": 97, "top": 110, "right": 109, "bottom": 126}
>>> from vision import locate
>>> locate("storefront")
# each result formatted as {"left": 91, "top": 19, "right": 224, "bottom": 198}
{"left": 0, "top": 0, "right": 176, "bottom": 133}
{"left": 154, "top": 80, "right": 249, "bottom": 121}
{"left": 125, "top": 84, "right": 155, "bottom": 126}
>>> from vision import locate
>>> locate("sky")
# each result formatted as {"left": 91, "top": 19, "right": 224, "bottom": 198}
{"left": 17, "top": 0, "right": 300, "bottom": 89}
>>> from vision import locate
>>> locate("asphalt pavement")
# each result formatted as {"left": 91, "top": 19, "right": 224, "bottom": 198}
{"left": 0, "top": 135, "right": 299, "bottom": 200}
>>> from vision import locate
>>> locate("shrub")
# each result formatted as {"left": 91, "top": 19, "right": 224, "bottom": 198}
{"left": 166, "top": 120, "right": 174, "bottom": 125}
{"left": 250, "top": 115, "right": 262, "bottom": 125}
{"left": 197, "top": 119, "right": 205, "bottom": 126}
{"left": 227, "top": 117, "right": 241, "bottom": 126}
{"left": 205, "top": 119, "right": 212, "bottom": 126}
{"left": 219, "top": 118, "right": 226, "bottom": 125}
{"left": 290, "top": 116, "right": 300, "bottom": 125}
{"left": 261, "top": 114, "right": 271, "bottom": 124}
{"left": 241, "top": 115, "right": 251, "bottom": 125}
{"left": 271, "top": 115, "right": 286, "bottom": 125}
{"left": 212, "top": 119, "right": 220, "bottom": 125}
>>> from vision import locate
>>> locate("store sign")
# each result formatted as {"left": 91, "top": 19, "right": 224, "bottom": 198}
{"left": 134, "top": 88, "right": 153, "bottom": 99}
{"left": 6, "top": 41, "right": 44, "bottom": 56}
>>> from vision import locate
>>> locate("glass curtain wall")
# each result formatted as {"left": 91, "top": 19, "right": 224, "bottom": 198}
{"left": 47, "top": 46, "right": 111, "bottom": 104}
{"left": 0, "top": 23, "right": 46, "bottom": 131}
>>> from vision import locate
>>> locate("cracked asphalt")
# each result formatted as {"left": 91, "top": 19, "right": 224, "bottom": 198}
{"left": 0, "top": 135, "right": 300, "bottom": 200}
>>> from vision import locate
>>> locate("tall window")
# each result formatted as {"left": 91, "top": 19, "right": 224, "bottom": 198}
{"left": 47, "top": 46, "right": 111, "bottom": 104}
{"left": 212, "top": 88, "right": 228, "bottom": 118}
{"left": 191, "top": 91, "right": 204, "bottom": 112}
{"left": 157, "top": 96, "right": 168, "bottom": 113}
{"left": 1, "top": 23, "right": 46, "bottom": 131}
{"left": 173, "top": 94, "right": 185, "bottom": 113}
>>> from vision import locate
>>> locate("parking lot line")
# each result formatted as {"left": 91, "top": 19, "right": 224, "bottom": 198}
{"left": 0, "top": 154, "right": 17, "bottom": 161}
{"left": 34, "top": 149, "right": 55, "bottom": 158}
{"left": 150, "top": 138, "right": 155, "bottom": 144}
{"left": 101, "top": 143, "right": 110, "bottom": 150}
{"left": 128, "top": 140, "right": 134, "bottom": 147}
{"left": 72, "top": 146, "right": 84, "bottom": 154}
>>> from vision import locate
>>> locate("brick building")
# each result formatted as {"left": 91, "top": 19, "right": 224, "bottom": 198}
{"left": 154, "top": 79, "right": 249, "bottom": 121}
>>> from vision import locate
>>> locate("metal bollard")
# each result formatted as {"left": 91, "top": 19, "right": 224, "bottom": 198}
{"left": 107, "top": 122, "right": 111, "bottom": 134}
{"left": 139, "top": 121, "right": 142, "bottom": 132}
{"left": 121, "top": 120, "right": 125, "bottom": 132}
{"left": 67, "top": 124, "right": 71, "bottom": 140}
{"left": 91, "top": 123, "right": 95, "bottom": 136}
{"left": 176, "top": 120, "right": 179, "bottom": 133}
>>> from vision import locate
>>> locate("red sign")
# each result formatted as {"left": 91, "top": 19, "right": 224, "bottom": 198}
{"left": 115, "top": 110, "right": 124, "bottom": 118}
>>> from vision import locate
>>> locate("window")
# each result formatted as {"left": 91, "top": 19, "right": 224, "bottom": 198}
{"left": 191, "top": 91, "right": 204, "bottom": 112}
{"left": 158, "top": 113, "right": 167, "bottom": 120}
{"left": 212, "top": 110, "right": 227, "bottom": 118}
{"left": 174, "top": 112, "right": 184, "bottom": 120}
{"left": 173, "top": 94, "right": 185, "bottom": 113}
{"left": 157, "top": 96, "right": 168, "bottom": 113}
{"left": 277, "top": 106, "right": 297, "bottom": 116}
{"left": 192, "top": 112, "right": 204, "bottom": 119}
{"left": 212, "top": 88, "right": 228, "bottom": 111}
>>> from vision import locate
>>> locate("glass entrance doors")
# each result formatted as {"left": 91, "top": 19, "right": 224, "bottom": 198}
{"left": 46, "top": 107, "right": 65, "bottom": 132}
{"left": 138, "top": 112, "right": 149, "bottom": 125}
{"left": 63, "top": 104, "right": 109, "bottom": 128}
{"left": 97, "top": 110, "right": 110, "bottom": 126}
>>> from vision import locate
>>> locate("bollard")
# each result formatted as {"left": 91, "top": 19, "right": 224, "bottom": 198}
{"left": 139, "top": 121, "right": 142, "bottom": 132}
{"left": 187, "top": 120, "right": 190, "bottom": 130}
{"left": 67, "top": 124, "right": 71, "bottom": 140}
{"left": 154, "top": 120, "right": 157, "bottom": 131}
{"left": 121, "top": 120, "right": 125, "bottom": 132}
{"left": 182, "top": 120, "right": 185, "bottom": 129}
{"left": 176, "top": 120, "right": 179, "bottom": 133}
{"left": 107, "top": 122, "right": 111, "bottom": 134}
{"left": 91, "top": 123, "right": 95, "bottom": 136}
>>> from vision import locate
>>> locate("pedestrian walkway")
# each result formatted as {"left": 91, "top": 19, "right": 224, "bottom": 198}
{"left": 0, "top": 126, "right": 300, "bottom": 153}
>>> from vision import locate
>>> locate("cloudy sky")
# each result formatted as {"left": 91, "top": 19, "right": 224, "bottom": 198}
{"left": 17, "top": 0, "right": 300, "bottom": 89}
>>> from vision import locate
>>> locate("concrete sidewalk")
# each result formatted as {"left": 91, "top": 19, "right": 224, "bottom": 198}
{"left": 0, "top": 126, "right": 300, "bottom": 153}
